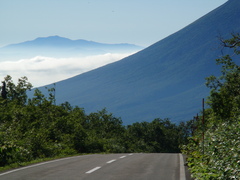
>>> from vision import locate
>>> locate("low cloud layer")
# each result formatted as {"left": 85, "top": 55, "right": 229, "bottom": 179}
{"left": 0, "top": 53, "right": 133, "bottom": 87}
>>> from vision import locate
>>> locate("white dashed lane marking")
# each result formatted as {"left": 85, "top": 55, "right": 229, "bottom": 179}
{"left": 85, "top": 154, "right": 133, "bottom": 174}
{"left": 106, "top": 159, "right": 116, "bottom": 164}
{"left": 119, "top": 156, "right": 126, "bottom": 159}
{"left": 85, "top": 167, "right": 101, "bottom": 174}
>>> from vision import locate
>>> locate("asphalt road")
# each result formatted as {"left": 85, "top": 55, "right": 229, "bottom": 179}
{"left": 0, "top": 153, "right": 190, "bottom": 180}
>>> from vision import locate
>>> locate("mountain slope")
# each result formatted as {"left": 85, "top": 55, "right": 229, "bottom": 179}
{"left": 0, "top": 36, "right": 143, "bottom": 60}
{"left": 37, "top": 0, "right": 240, "bottom": 124}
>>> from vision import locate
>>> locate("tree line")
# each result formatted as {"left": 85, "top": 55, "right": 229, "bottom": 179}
{"left": 0, "top": 76, "right": 191, "bottom": 167}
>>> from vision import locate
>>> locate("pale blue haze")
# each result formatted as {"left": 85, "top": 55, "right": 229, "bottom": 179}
{"left": 0, "top": 0, "right": 227, "bottom": 47}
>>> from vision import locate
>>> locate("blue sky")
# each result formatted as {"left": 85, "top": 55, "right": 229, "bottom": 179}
{"left": 0, "top": 0, "right": 227, "bottom": 47}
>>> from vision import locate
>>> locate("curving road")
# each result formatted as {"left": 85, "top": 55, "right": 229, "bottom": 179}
{"left": 0, "top": 153, "right": 190, "bottom": 180}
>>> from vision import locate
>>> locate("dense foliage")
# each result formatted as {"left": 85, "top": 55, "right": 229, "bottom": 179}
{"left": 0, "top": 76, "right": 190, "bottom": 167}
{"left": 182, "top": 34, "right": 240, "bottom": 179}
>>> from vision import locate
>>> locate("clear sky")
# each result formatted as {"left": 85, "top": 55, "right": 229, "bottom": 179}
{"left": 0, "top": 0, "right": 228, "bottom": 48}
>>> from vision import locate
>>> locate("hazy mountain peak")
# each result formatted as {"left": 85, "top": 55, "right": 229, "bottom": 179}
{"left": 0, "top": 36, "right": 143, "bottom": 61}
{"left": 27, "top": 35, "right": 73, "bottom": 46}
{"left": 35, "top": 35, "right": 70, "bottom": 41}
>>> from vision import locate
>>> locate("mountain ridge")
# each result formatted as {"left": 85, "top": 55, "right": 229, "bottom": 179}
{"left": 5, "top": 35, "right": 142, "bottom": 48}
{"left": 31, "top": 0, "right": 240, "bottom": 124}
{"left": 0, "top": 36, "right": 143, "bottom": 60}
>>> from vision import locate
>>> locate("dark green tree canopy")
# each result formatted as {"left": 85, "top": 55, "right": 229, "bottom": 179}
{"left": 206, "top": 33, "right": 240, "bottom": 120}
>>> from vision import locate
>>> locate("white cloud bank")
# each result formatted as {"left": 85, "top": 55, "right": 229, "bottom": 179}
{"left": 0, "top": 53, "right": 133, "bottom": 87}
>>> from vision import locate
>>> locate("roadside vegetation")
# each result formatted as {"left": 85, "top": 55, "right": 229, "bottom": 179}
{"left": 0, "top": 75, "right": 191, "bottom": 170}
{"left": 182, "top": 34, "right": 240, "bottom": 179}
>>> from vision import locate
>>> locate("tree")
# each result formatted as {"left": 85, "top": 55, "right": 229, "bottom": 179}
{"left": 1, "top": 75, "right": 33, "bottom": 105}
{"left": 1, "top": 81, "right": 7, "bottom": 99}
{"left": 206, "top": 33, "right": 240, "bottom": 120}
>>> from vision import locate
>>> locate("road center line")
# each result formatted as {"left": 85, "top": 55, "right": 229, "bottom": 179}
{"left": 119, "top": 156, "right": 126, "bottom": 159}
{"left": 86, "top": 166, "right": 101, "bottom": 174}
{"left": 107, "top": 159, "right": 116, "bottom": 164}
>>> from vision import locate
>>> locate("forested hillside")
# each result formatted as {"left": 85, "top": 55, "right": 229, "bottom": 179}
{"left": 0, "top": 77, "right": 190, "bottom": 168}
{"left": 182, "top": 34, "right": 240, "bottom": 179}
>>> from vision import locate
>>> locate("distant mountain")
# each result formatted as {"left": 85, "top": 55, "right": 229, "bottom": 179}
{"left": 0, "top": 36, "right": 143, "bottom": 61}
{"left": 31, "top": 0, "right": 240, "bottom": 124}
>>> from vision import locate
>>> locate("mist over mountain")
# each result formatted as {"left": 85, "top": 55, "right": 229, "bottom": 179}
{"left": 0, "top": 36, "right": 143, "bottom": 86}
{"left": 0, "top": 36, "right": 143, "bottom": 61}
{"left": 31, "top": 0, "right": 240, "bottom": 124}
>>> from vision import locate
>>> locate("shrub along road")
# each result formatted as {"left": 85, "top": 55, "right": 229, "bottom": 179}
{"left": 0, "top": 153, "right": 191, "bottom": 180}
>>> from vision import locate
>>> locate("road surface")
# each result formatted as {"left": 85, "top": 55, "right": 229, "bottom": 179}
{"left": 0, "top": 153, "right": 190, "bottom": 180}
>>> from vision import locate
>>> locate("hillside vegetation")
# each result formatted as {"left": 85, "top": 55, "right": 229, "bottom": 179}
{"left": 182, "top": 34, "right": 240, "bottom": 179}
{"left": 0, "top": 76, "right": 190, "bottom": 168}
